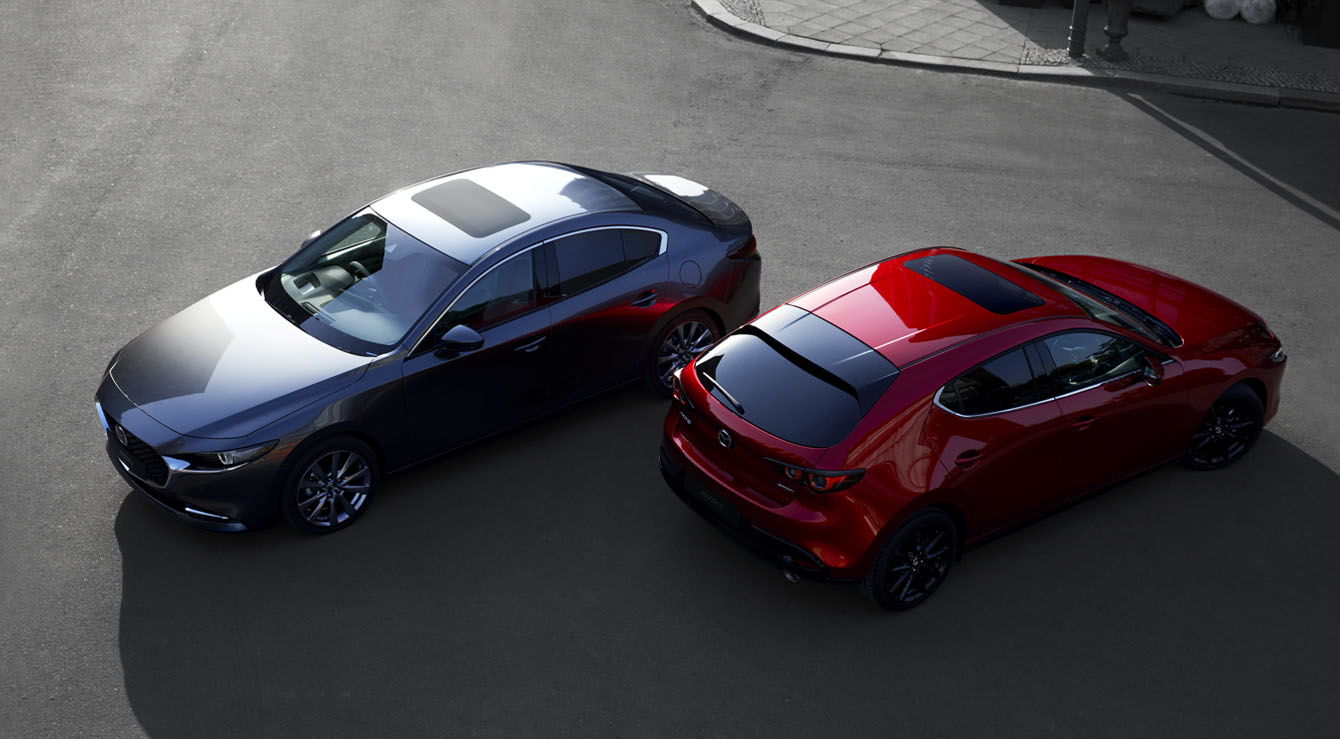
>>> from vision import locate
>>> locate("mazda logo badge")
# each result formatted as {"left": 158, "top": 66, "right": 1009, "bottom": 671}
{"left": 114, "top": 424, "right": 128, "bottom": 446}
{"left": 717, "top": 429, "right": 733, "bottom": 448}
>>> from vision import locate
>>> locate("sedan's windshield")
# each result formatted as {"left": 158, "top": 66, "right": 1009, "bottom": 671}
{"left": 264, "top": 213, "right": 466, "bottom": 354}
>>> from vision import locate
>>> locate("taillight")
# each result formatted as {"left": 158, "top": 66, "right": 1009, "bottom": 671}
{"left": 766, "top": 458, "right": 864, "bottom": 493}
{"left": 726, "top": 235, "right": 757, "bottom": 259}
{"left": 671, "top": 367, "right": 692, "bottom": 407}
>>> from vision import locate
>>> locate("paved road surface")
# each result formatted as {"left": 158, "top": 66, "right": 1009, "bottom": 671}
{"left": 3, "top": 0, "right": 1337, "bottom": 736}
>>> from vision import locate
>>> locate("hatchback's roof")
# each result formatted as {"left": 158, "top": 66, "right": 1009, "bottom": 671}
{"left": 789, "top": 248, "right": 1081, "bottom": 367}
{"left": 370, "top": 162, "right": 637, "bottom": 264}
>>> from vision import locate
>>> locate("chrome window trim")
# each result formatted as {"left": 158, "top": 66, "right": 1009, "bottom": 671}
{"left": 932, "top": 329, "right": 1175, "bottom": 419}
{"left": 409, "top": 242, "right": 544, "bottom": 356}
{"left": 933, "top": 370, "right": 1133, "bottom": 419}
{"left": 409, "top": 225, "right": 667, "bottom": 356}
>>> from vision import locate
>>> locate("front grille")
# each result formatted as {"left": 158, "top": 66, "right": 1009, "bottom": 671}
{"left": 114, "top": 422, "right": 168, "bottom": 486}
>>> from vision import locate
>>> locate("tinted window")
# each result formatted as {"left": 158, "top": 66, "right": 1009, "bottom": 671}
{"left": 1038, "top": 332, "right": 1146, "bottom": 391}
{"left": 441, "top": 251, "right": 536, "bottom": 330}
{"left": 941, "top": 348, "right": 1042, "bottom": 416}
{"left": 411, "top": 179, "right": 530, "bottom": 238}
{"left": 622, "top": 229, "right": 661, "bottom": 264}
{"left": 553, "top": 230, "right": 626, "bottom": 295}
{"left": 697, "top": 336, "right": 861, "bottom": 448}
{"left": 695, "top": 306, "right": 898, "bottom": 447}
{"left": 904, "top": 254, "right": 1045, "bottom": 314}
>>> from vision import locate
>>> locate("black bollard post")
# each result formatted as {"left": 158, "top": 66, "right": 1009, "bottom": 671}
{"left": 1068, "top": 0, "right": 1091, "bottom": 57}
{"left": 1096, "top": 0, "right": 1134, "bottom": 61}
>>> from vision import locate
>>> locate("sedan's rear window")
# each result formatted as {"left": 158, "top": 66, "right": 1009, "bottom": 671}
{"left": 695, "top": 306, "right": 897, "bottom": 447}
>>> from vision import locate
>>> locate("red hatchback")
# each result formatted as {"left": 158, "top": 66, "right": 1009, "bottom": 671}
{"left": 659, "top": 248, "right": 1286, "bottom": 610}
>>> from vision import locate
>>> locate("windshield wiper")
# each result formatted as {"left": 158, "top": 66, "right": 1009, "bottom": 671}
{"left": 698, "top": 361, "right": 745, "bottom": 414}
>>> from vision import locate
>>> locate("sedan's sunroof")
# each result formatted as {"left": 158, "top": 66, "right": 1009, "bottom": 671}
{"left": 411, "top": 179, "right": 531, "bottom": 238}
{"left": 903, "top": 254, "right": 1045, "bottom": 314}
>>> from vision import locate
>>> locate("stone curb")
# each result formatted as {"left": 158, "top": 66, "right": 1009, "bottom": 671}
{"left": 692, "top": 0, "right": 1340, "bottom": 113}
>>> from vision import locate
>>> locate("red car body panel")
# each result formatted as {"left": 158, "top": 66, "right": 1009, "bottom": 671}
{"left": 661, "top": 248, "right": 1286, "bottom": 582}
{"left": 793, "top": 253, "right": 1078, "bottom": 367}
{"left": 1016, "top": 255, "right": 1266, "bottom": 349}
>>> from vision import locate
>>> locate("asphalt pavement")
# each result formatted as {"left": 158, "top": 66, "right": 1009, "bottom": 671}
{"left": 2, "top": 0, "right": 1338, "bottom": 737}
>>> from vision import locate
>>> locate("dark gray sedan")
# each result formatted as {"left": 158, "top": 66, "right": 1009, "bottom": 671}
{"left": 96, "top": 162, "right": 761, "bottom": 533}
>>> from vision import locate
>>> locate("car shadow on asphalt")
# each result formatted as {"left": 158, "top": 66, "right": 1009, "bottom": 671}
{"left": 115, "top": 408, "right": 1340, "bottom": 736}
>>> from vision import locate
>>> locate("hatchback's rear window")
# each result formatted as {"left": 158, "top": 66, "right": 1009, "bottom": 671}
{"left": 695, "top": 306, "right": 898, "bottom": 447}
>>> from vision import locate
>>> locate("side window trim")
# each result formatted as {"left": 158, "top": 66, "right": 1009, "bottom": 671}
{"left": 1035, "top": 329, "right": 1166, "bottom": 399}
{"left": 408, "top": 224, "right": 668, "bottom": 356}
{"left": 933, "top": 343, "right": 1049, "bottom": 419}
{"left": 409, "top": 243, "right": 544, "bottom": 357}
{"left": 934, "top": 329, "right": 1172, "bottom": 419}
{"left": 547, "top": 224, "right": 667, "bottom": 300}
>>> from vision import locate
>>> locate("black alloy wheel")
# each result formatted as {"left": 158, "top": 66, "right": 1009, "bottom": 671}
{"left": 281, "top": 437, "right": 379, "bottom": 534}
{"left": 646, "top": 310, "right": 718, "bottom": 394}
{"left": 1185, "top": 384, "right": 1264, "bottom": 470}
{"left": 861, "top": 509, "right": 958, "bottom": 611}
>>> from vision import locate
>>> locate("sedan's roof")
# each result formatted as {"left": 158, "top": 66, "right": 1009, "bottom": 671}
{"left": 789, "top": 248, "right": 1082, "bottom": 367}
{"left": 370, "top": 162, "right": 637, "bottom": 264}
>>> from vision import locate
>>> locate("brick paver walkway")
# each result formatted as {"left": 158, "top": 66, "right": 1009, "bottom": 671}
{"left": 706, "top": 0, "right": 1340, "bottom": 102}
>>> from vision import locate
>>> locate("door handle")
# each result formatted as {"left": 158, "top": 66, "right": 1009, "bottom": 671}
{"left": 514, "top": 336, "right": 547, "bottom": 353}
{"left": 630, "top": 290, "right": 657, "bottom": 308}
{"left": 1071, "top": 415, "right": 1096, "bottom": 431}
{"left": 955, "top": 450, "right": 984, "bottom": 469}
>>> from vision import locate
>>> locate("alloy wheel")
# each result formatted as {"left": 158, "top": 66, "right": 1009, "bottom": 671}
{"left": 656, "top": 320, "right": 716, "bottom": 387}
{"left": 295, "top": 449, "right": 372, "bottom": 528}
{"left": 883, "top": 520, "right": 954, "bottom": 606}
{"left": 1187, "top": 399, "right": 1259, "bottom": 468}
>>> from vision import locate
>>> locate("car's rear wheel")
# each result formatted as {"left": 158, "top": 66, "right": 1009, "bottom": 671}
{"left": 1184, "top": 384, "right": 1264, "bottom": 470}
{"left": 645, "top": 310, "right": 718, "bottom": 395}
{"left": 861, "top": 509, "right": 958, "bottom": 611}
{"left": 281, "top": 437, "right": 379, "bottom": 534}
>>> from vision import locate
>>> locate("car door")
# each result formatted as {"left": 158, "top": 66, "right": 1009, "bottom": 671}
{"left": 545, "top": 227, "right": 670, "bottom": 405}
{"left": 400, "top": 247, "right": 552, "bottom": 460}
{"left": 922, "top": 344, "right": 1070, "bottom": 534}
{"left": 1036, "top": 331, "right": 1192, "bottom": 497}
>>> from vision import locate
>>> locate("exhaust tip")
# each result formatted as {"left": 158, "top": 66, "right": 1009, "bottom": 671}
{"left": 782, "top": 570, "right": 800, "bottom": 584}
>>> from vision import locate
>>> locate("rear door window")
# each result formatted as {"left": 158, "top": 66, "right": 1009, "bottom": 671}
{"left": 551, "top": 229, "right": 627, "bottom": 296}
{"left": 621, "top": 229, "right": 662, "bottom": 265}
{"left": 938, "top": 347, "right": 1044, "bottom": 416}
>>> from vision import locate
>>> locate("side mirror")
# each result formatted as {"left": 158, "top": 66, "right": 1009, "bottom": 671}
{"left": 301, "top": 230, "right": 322, "bottom": 248}
{"left": 1141, "top": 354, "right": 1164, "bottom": 386}
{"left": 435, "top": 324, "right": 484, "bottom": 357}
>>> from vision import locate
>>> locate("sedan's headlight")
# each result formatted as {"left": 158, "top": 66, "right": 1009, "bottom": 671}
{"left": 177, "top": 441, "right": 276, "bottom": 471}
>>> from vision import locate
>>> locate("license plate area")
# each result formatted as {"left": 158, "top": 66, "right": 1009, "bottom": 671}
{"left": 683, "top": 472, "right": 742, "bottom": 528}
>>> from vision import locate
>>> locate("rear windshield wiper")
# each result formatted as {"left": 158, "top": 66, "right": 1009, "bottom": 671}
{"left": 698, "top": 360, "right": 745, "bottom": 414}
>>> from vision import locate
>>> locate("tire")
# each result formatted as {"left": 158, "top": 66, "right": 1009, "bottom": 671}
{"left": 281, "top": 436, "right": 379, "bottom": 534}
{"left": 1184, "top": 384, "right": 1264, "bottom": 470}
{"left": 860, "top": 509, "right": 958, "bottom": 611}
{"left": 644, "top": 310, "right": 719, "bottom": 395}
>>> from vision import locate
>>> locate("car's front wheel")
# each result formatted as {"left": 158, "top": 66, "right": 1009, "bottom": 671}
{"left": 281, "top": 437, "right": 379, "bottom": 534}
{"left": 861, "top": 509, "right": 958, "bottom": 611}
{"left": 645, "top": 310, "right": 719, "bottom": 395}
{"left": 1184, "top": 384, "right": 1264, "bottom": 470}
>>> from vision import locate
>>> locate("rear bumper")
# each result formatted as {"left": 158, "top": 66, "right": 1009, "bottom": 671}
{"left": 659, "top": 443, "right": 853, "bottom": 583}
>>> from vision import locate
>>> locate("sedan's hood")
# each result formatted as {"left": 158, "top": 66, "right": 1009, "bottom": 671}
{"left": 1018, "top": 255, "right": 1263, "bottom": 349}
{"left": 110, "top": 274, "right": 370, "bottom": 439}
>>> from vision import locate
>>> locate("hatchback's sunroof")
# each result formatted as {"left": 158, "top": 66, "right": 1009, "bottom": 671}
{"left": 903, "top": 254, "right": 1045, "bottom": 314}
{"left": 411, "top": 179, "right": 531, "bottom": 238}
